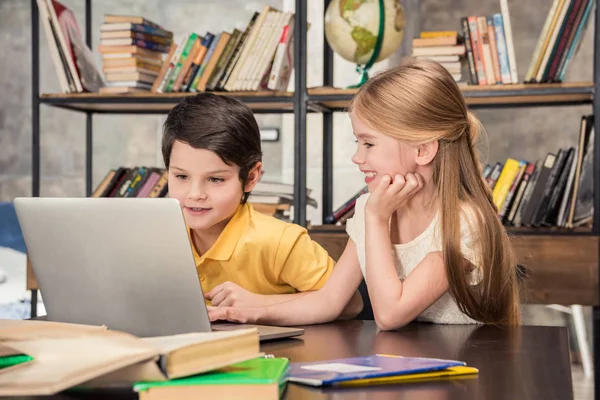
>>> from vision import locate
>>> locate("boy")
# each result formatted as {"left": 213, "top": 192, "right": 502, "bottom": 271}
{"left": 162, "top": 93, "right": 362, "bottom": 316}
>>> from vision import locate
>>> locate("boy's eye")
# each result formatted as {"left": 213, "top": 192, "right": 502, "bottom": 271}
{"left": 208, "top": 177, "right": 224, "bottom": 183}
{"left": 175, "top": 174, "right": 188, "bottom": 180}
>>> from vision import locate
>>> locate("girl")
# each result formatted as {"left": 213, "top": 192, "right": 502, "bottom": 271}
{"left": 209, "top": 58, "right": 522, "bottom": 329}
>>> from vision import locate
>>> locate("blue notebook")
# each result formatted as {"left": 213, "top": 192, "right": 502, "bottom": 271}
{"left": 288, "top": 354, "right": 466, "bottom": 386}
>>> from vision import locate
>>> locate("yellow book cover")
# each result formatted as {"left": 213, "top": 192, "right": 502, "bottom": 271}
{"left": 492, "top": 158, "right": 522, "bottom": 210}
{"left": 337, "top": 366, "right": 479, "bottom": 387}
{"left": 420, "top": 31, "right": 458, "bottom": 38}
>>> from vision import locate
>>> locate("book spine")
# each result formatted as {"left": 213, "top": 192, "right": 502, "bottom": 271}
{"left": 207, "top": 30, "right": 241, "bottom": 91}
{"left": 499, "top": 161, "right": 527, "bottom": 219}
{"left": 217, "top": 13, "right": 259, "bottom": 90}
{"left": 460, "top": 17, "right": 478, "bottom": 85}
{"left": 467, "top": 16, "right": 487, "bottom": 85}
{"left": 492, "top": 13, "right": 512, "bottom": 84}
{"left": 552, "top": 0, "right": 590, "bottom": 81}
{"left": 486, "top": 16, "right": 503, "bottom": 84}
{"left": 181, "top": 33, "right": 214, "bottom": 92}
{"left": 535, "top": 0, "right": 571, "bottom": 82}
{"left": 191, "top": 33, "right": 221, "bottom": 92}
{"left": 156, "top": 36, "right": 188, "bottom": 93}
{"left": 513, "top": 162, "right": 541, "bottom": 227}
{"left": 524, "top": 0, "right": 563, "bottom": 82}
{"left": 499, "top": 0, "right": 519, "bottom": 83}
{"left": 324, "top": 187, "right": 368, "bottom": 224}
{"left": 476, "top": 17, "right": 496, "bottom": 85}
{"left": 164, "top": 33, "right": 199, "bottom": 92}
{"left": 544, "top": 0, "right": 583, "bottom": 81}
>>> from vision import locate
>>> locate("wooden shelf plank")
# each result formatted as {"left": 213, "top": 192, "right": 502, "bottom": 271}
{"left": 40, "top": 91, "right": 295, "bottom": 113}
{"left": 39, "top": 82, "right": 593, "bottom": 113}
{"left": 308, "top": 82, "right": 594, "bottom": 110}
{"left": 307, "top": 227, "right": 599, "bottom": 306}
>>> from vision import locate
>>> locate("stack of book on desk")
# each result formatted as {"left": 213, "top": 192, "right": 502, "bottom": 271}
{"left": 0, "top": 319, "right": 287, "bottom": 399}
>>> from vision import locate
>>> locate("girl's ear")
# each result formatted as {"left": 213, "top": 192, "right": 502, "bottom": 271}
{"left": 415, "top": 140, "right": 439, "bottom": 166}
{"left": 244, "top": 162, "right": 263, "bottom": 192}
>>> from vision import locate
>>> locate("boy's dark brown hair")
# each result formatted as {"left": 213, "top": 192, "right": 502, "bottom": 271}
{"left": 162, "top": 93, "right": 262, "bottom": 203}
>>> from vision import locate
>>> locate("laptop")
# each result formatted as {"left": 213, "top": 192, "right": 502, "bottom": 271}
{"left": 13, "top": 197, "right": 304, "bottom": 341}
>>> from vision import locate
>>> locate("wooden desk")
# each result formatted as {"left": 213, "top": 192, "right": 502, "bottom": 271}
{"left": 264, "top": 320, "right": 573, "bottom": 400}
{"left": 16, "top": 320, "right": 572, "bottom": 400}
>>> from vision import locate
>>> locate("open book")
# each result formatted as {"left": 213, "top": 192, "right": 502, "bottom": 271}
{"left": 0, "top": 319, "right": 260, "bottom": 396}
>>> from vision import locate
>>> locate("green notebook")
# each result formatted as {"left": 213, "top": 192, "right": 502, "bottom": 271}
{"left": 0, "top": 354, "right": 33, "bottom": 369}
{"left": 134, "top": 357, "right": 289, "bottom": 400}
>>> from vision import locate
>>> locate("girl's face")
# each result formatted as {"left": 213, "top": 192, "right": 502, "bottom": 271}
{"left": 350, "top": 112, "right": 418, "bottom": 192}
{"left": 167, "top": 140, "right": 257, "bottom": 234}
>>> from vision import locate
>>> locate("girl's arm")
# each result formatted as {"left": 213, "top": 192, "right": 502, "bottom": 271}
{"left": 208, "top": 239, "right": 365, "bottom": 326}
{"left": 365, "top": 215, "right": 449, "bottom": 330}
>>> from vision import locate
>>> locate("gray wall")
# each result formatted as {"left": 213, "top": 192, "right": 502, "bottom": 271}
{"left": 0, "top": 0, "right": 595, "bottom": 225}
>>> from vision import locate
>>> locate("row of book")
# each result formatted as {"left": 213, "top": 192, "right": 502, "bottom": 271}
{"left": 152, "top": 5, "right": 294, "bottom": 94}
{"left": 411, "top": 31, "right": 466, "bottom": 82}
{"left": 91, "top": 167, "right": 317, "bottom": 219}
{"left": 98, "top": 15, "right": 174, "bottom": 94}
{"left": 460, "top": 11, "right": 519, "bottom": 86}
{"left": 325, "top": 115, "right": 594, "bottom": 229}
{"left": 488, "top": 115, "right": 594, "bottom": 229}
{"left": 91, "top": 167, "right": 168, "bottom": 198}
{"left": 524, "top": 0, "right": 594, "bottom": 84}
{"left": 36, "top": 0, "right": 104, "bottom": 93}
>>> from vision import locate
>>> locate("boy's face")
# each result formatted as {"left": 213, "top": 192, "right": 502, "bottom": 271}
{"left": 168, "top": 140, "right": 247, "bottom": 233}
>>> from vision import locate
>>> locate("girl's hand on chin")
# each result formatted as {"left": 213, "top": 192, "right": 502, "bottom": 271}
{"left": 365, "top": 173, "right": 424, "bottom": 222}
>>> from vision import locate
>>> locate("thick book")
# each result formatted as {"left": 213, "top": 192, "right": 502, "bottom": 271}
{"left": 134, "top": 357, "right": 288, "bottom": 400}
{"left": 287, "top": 354, "right": 465, "bottom": 386}
{"left": 0, "top": 319, "right": 261, "bottom": 396}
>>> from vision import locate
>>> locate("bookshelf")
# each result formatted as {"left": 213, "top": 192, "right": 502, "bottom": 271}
{"left": 29, "top": 0, "right": 600, "bottom": 394}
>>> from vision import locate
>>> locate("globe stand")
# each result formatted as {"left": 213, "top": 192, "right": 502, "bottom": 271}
{"left": 346, "top": 0, "right": 385, "bottom": 89}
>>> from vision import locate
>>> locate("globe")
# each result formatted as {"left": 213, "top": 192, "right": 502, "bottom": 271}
{"left": 324, "top": 0, "right": 405, "bottom": 85}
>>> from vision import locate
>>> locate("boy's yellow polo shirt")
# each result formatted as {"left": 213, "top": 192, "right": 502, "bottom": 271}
{"left": 189, "top": 203, "right": 334, "bottom": 301}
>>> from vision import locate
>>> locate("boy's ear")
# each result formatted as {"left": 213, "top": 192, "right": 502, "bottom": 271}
{"left": 415, "top": 140, "right": 439, "bottom": 166}
{"left": 244, "top": 162, "right": 263, "bottom": 192}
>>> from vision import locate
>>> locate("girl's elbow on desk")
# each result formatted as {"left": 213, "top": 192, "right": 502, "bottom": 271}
{"left": 373, "top": 310, "right": 411, "bottom": 331}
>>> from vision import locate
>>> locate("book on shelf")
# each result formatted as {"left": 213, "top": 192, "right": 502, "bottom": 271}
{"left": 427, "top": 0, "right": 589, "bottom": 85}
{"left": 324, "top": 115, "right": 595, "bottom": 230}
{"left": 524, "top": 0, "right": 594, "bottom": 83}
{"left": 97, "top": 14, "right": 173, "bottom": 94}
{"left": 36, "top": 0, "right": 105, "bottom": 93}
{"left": 90, "top": 169, "right": 315, "bottom": 220}
{"left": 152, "top": 6, "right": 295, "bottom": 94}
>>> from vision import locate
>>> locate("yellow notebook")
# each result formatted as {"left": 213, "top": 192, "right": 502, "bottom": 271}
{"left": 337, "top": 366, "right": 479, "bottom": 387}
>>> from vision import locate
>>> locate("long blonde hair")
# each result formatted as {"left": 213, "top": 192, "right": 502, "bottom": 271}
{"left": 349, "top": 58, "right": 520, "bottom": 325}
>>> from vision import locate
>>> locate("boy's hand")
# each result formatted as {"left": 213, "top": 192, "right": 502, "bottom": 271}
{"left": 205, "top": 282, "right": 265, "bottom": 307}
{"left": 365, "top": 173, "right": 424, "bottom": 222}
{"left": 207, "top": 306, "right": 262, "bottom": 324}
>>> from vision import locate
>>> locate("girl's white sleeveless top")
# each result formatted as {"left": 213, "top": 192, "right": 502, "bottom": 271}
{"left": 346, "top": 193, "right": 483, "bottom": 325}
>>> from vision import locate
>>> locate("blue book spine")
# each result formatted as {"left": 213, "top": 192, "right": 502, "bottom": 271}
{"left": 493, "top": 13, "right": 512, "bottom": 84}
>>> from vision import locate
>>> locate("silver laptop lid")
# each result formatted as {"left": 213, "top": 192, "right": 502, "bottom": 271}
{"left": 14, "top": 197, "right": 209, "bottom": 337}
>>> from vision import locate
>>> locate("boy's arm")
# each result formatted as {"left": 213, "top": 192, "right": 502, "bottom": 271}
{"left": 207, "top": 283, "right": 362, "bottom": 317}
{"left": 209, "top": 239, "right": 365, "bottom": 325}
